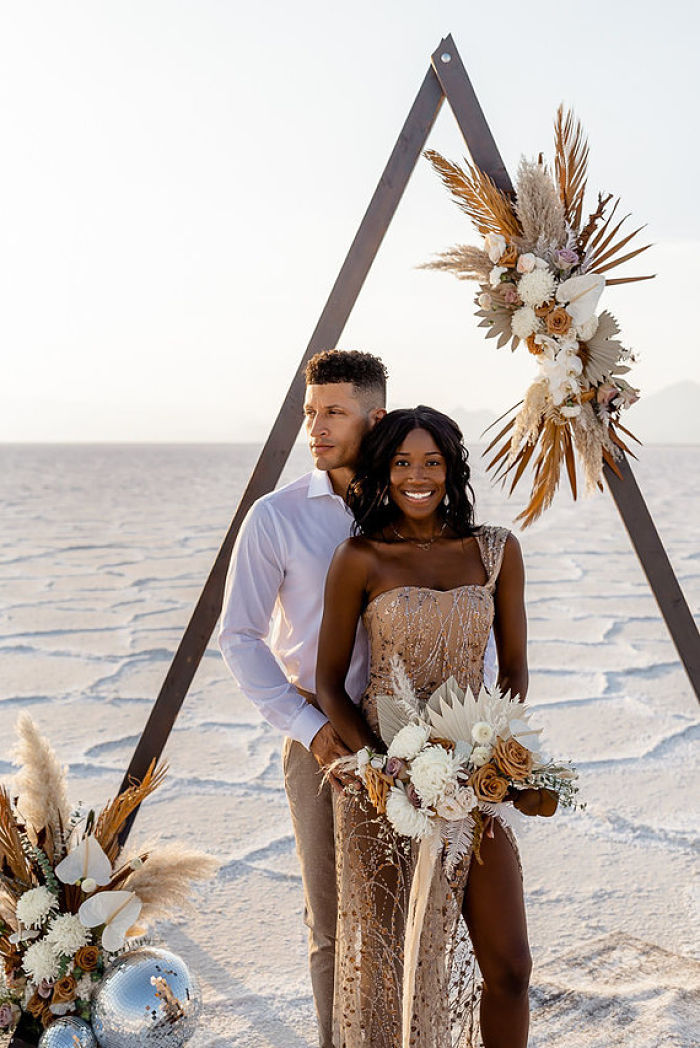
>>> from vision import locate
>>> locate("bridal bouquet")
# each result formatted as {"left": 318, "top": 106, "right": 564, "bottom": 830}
{"left": 423, "top": 106, "right": 653, "bottom": 525}
{"left": 338, "top": 662, "right": 581, "bottom": 876}
{"left": 0, "top": 715, "right": 218, "bottom": 1041}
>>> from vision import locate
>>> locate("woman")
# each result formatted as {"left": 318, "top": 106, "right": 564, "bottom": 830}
{"left": 315, "top": 406, "right": 531, "bottom": 1048}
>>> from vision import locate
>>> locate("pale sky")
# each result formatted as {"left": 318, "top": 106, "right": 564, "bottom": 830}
{"left": 1, "top": 0, "right": 698, "bottom": 442}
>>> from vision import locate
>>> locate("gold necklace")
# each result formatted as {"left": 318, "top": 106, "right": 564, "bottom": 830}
{"left": 391, "top": 521, "right": 447, "bottom": 551}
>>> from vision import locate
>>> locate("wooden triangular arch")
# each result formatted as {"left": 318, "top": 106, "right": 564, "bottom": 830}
{"left": 118, "top": 34, "right": 700, "bottom": 844}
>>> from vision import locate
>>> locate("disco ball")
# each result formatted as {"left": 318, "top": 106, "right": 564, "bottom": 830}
{"left": 91, "top": 946, "right": 201, "bottom": 1048}
{"left": 38, "top": 1017, "right": 98, "bottom": 1048}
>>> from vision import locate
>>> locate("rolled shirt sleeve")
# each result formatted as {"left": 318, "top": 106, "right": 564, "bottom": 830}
{"left": 218, "top": 501, "right": 329, "bottom": 750}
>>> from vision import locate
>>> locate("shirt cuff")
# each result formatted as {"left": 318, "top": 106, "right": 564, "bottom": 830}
{"left": 291, "top": 702, "right": 330, "bottom": 751}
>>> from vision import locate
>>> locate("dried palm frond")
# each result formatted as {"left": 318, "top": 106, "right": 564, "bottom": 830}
{"left": 475, "top": 297, "right": 518, "bottom": 351}
{"left": 554, "top": 105, "right": 589, "bottom": 229}
{"left": 0, "top": 788, "right": 33, "bottom": 887}
{"left": 515, "top": 158, "right": 567, "bottom": 251}
{"left": 93, "top": 761, "right": 168, "bottom": 864}
{"left": 119, "top": 842, "right": 219, "bottom": 924}
{"left": 418, "top": 244, "right": 492, "bottom": 282}
{"left": 513, "top": 416, "right": 568, "bottom": 527}
{"left": 582, "top": 196, "right": 653, "bottom": 280}
{"left": 13, "top": 714, "right": 70, "bottom": 863}
{"left": 424, "top": 149, "right": 521, "bottom": 240}
{"left": 578, "top": 191, "right": 614, "bottom": 253}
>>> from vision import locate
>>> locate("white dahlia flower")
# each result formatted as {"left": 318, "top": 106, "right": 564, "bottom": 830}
{"left": 517, "top": 268, "right": 556, "bottom": 308}
{"left": 45, "top": 913, "right": 90, "bottom": 956}
{"left": 15, "top": 887, "right": 58, "bottom": 929}
{"left": 435, "top": 784, "right": 477, "bottom": 821}
{"left": 387, "top": 721, "right": 431, "bottom": 761}
{"left": 511, "top": 305, "right": 540, "bottom": 340}
{"left": 22, "top": 939, "right": 59, "bottom": 984}
{"left": 75, "top": 974, "right": 95, "bottom": 1001}
{"left": 385, "top": 787, "right": 434, "bottom": 840}
{"left": 410, "top": 745, "right": 461, "bottom": 807}
{"left": 471, "top": 721, "right": 494, "bottom": 745}
{"left": 471, "top": 745, "right": 491, "bottom": 767}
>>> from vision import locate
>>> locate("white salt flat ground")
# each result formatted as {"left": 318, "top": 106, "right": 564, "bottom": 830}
{"left": 0, "top": 443, "right": 698, "bottom": 1047}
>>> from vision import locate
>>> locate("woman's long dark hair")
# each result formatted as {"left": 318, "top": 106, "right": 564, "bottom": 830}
{"left": 347, "top": 405, "right": 478, "bottom": 539}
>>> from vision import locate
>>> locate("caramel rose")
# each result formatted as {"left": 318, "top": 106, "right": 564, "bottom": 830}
{"left": 469, "top": 763, "right": 509, "bottom": 803}
{"left": 26, "top": 992, "right": 46, "bottom": 1019}
{"left": 494, "top": 736, "right": 533, "bottom": 781}
{"left": 41, "top": 1005, "right": 57, "bottom": 1029}
{"left": 51, "top": 974, "right": 77, "bottom": 1005}
{"left": 546, "top": 307, "right": 572, "bottom": 336}
{"left": 526, "top": 334, "right": 542, "bottom": 355}
{"left": 498, "top": 244, "right": 519, "bottom": 268}
{"left": 534, "top": 298, "right": 556, "bottom": 318}
{"left": 74, "top": 945, "right": 99, "bottom": 972}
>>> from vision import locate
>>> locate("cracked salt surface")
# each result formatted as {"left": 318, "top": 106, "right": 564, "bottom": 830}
{"left": 0, "top": 443, "right": 698, "bottom": 1047}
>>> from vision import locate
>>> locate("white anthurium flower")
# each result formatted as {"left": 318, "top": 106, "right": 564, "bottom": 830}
{"left": 78, "top": 890, "right": 142, "bottom": 952}
{"left": 484, "top": 232, "right": 507, "bottom": 263}
{"left": 55, "top": 836, "right": 113, "bottom": 887}
{"left": 556, "top": 272, "right": 605, "bottom": 326}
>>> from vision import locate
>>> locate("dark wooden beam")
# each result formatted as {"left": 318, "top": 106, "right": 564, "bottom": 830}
{"left": 603, "top": 455, "right": 699, "bottom": 698}
{"left": 116, "top": 58, "right": 446, "bottom": 844}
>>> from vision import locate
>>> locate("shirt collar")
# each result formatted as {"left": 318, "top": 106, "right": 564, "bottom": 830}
{"left": 307, "top": 468, "right": 338, "bottom": 499}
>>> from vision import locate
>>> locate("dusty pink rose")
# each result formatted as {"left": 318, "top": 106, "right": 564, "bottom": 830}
{"left": 555, "top": 247, "right": 579, "bottom": 269}
{"left": 385, "top": 757, "right": 406, "bottom": 778}
{"left": 596, "top": 383, "right": 618, "bottom": 407}
{"left": 503, "top": 284, "right": 520, "bottom": 305}
{"left": 38, "top": 979, "right": 54, "bottom": 999}
{"left": 516, "top": 252, "right": 536, "bottom": 274}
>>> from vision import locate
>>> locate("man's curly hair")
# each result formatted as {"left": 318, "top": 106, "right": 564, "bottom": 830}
{"left": 305, "top": 350, "right": 387, "bottom": 407}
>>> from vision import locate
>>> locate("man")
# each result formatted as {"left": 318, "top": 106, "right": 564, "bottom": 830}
{"left": 219, "top": 349, "right": 498, "bottom": 1046}
{"left": 218, "top": 349, "right": 388, "bottom": 1048}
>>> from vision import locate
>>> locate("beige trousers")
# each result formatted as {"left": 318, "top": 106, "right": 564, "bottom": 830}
{"left": 282, "top": 735, "right": 337, "bottom": 1048}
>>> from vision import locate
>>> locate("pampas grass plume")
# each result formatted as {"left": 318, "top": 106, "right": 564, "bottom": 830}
{"left": 122, "top": 842, "right": 220, "bottom": 924}
{"left": 13, "top": 713, "right": 71, "bottom": 845}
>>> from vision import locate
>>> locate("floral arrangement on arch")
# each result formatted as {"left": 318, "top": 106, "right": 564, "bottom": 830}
{"left": 423, "top": 105, "right": 653, "bottom": 526}
{"left": 0, "top": 715, "right": 218, "bottom": 1041}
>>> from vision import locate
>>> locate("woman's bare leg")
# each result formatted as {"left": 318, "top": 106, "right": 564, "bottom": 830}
{"left": 462, "top": 820, "right": 531, "bottom": 1048}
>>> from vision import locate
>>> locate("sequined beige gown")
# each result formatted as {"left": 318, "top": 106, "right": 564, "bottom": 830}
{"left": 332, "top": 525, "right": 523, "bottom": 1048}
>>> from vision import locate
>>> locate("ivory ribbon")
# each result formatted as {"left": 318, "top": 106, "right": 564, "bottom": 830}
{"left": 401, "top": 825, "right": 442, "bottom": 1048}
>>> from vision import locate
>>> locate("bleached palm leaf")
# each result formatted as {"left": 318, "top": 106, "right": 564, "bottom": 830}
{"left": 476, "top": 304, "right": 518, "bottom": 351}
{"left": 581, "top": 310, "right": 625, "bottom": 384}
{"left": 376, "top": 694, "right": 413, "bottom": 748}
{"left": 424, "top": 149, "right": 521, "bottom": 240}
{"left": 426, "top": 681, "right": 529, "bottom": 743}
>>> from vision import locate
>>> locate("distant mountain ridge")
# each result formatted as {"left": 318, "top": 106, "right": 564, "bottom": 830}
{"left": 449, "top": 381, "right": 700, "bottom": 445}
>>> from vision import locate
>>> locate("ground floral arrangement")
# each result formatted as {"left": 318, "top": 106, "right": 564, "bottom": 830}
{"left": 423, "top": 106, "right": 653, "bottom": 526}
{"left": 0, "top": 714, "right": 218, "bottom": 1043}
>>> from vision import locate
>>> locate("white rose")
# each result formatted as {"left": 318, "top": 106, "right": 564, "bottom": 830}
{"left": 470, "top": 745, "right": 491, "bottom": 767}
{"left": 534, "top": 256, "right": 550, "bottom": 269}
{"left": 410, "top": 745, "right": 461, "bottom": 806}
{"left": 516, "top": 252, "right": 536, "bottom": 274}
{"left": 489, "top": 265, "right": 507, "bottom": 288}
{"left": 435, "top": 785, "right": 477, "bottom": 821}
{"left": 356, "top": 748, "right": 371, "bottom": 769}
{"left": 387, "top": 721, "right": 431, "bottom": 761}
{"left": 511, "top": 305, "right": 539, "bottom": 340}
{"left": 477, "top": 292, "right": 493, "bottom": 310}
{"left": 484, "top": 232, "right": 507, "bottom": 263}
{"left": 370, "top": 756, "right": 385, "bottom": 769}
{"left": 471, "top": 721, "right": 493, "bottom": 745}
{"left": 385, "top": 786, "right": 435, "bottom": 840}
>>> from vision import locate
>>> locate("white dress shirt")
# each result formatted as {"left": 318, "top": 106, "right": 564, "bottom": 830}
{"left": 218, "top": 468, "right": 498, "bottom": 750}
